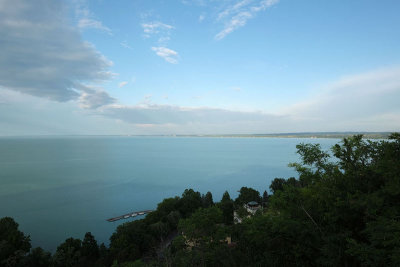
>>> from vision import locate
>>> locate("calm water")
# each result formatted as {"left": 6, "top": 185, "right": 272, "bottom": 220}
{"left": 0, "top": 136, "right": 339, "bottom": 251}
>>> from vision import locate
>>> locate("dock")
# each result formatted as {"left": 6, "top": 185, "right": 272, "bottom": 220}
{"left": 106, "top": 209, "right": 154, "bottom": 222}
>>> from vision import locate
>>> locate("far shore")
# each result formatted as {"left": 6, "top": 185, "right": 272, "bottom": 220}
{"left": 0, "top": 132, "right": 392, "bottom": 139}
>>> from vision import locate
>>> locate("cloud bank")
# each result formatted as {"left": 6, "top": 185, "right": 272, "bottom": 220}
{"left": 0, "top": 0, "right": 113, "bottom": 108}
{"left": 95, "top": 66, "right": 400, "bottom": 133}
{"left": 2, "top": 57, "right": 399, "bottom": 134}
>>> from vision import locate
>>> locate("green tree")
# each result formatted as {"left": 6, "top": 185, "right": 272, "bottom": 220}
{"left": 53, "top": 237, "right": 82, "bottom": 267}
{"left": 178, "top": 189, "right": 202, "bottom": 217}
{"left": 0, "top": 217, "right": 31, "bottom": 267}
{"left": 202, "top": 191, "right": 214, "bottom": 208}
{"left": 109, "top": 219, "right": 153, "bottom": 263}
{"left": 25, "top": 247, "right": 52, "bottom": 267}
{"left": 81, "top": 232, "right": 99, "bottom": 265}
{"left": 220, "top": 191, "right": 234, "bottom": 225}
{"left": 262, "top": 190, "right": 268, "bottom": 207}
{"left": 178, "top": 206, "right": 223, "bottom": 240}
{"left": 234, "top": 187, "right": 261, "bottom": 206}
{"left": 269, "top": 178, "right": 286, "bottom": 194}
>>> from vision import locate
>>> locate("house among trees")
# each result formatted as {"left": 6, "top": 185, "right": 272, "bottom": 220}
{"left": 245, "top": 201, "right": 260, "bottom": 215}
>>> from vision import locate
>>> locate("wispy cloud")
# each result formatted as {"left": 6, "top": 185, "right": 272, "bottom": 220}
{"left": 119, "top": 81, "right": 128, "bottom": 88}
{"left": 215, "top": 0, "right": 279, "bottom": 40}
{"left": 75, "top": 2, "right": 112, "bottom": 35}
{"left": 280, "top": 67, "right": 400, "bottom": 131}
{"left": 151, "top": 47, "right": 179, "bottom": 64}
{"left": 101, "top": 104, "right": 284, "bottom": 127}
{"left": 78, "top": 18, "right": 112, "bottom": 34}
{"left": 120, "top": 41, "right": 133, "bottom": 49}
{"left": 100, "top": 66, "right": 400, "bottom": 133}
{"left": 217, "top": 0, "right": 253, "bottom": 21}
{"left": 142, "top": 20, "right": 178, "bottom": 62}
{"left": 199, "top": 14, "right": 205, "bottom": 22}
{"left": 142, "top": 21, "right": 174, "bottom": 36}
{"left": 2, "top": 64, "right": 400, "bottom": 135}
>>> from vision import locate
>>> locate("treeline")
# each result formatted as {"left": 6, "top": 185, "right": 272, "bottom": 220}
{"left": 1, "top": 134, "right": 399, "bottom": 266}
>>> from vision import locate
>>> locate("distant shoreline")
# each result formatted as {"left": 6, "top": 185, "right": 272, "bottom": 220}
{"left": 0, "top": 132, "right": 392, "bottom": 139}
{"left": 174, "top": 132, "right": 391, "bottom": 139}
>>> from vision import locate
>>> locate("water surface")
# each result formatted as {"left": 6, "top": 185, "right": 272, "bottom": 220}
{"left": 0, "top": 136, "right": 339, "bottom": 251}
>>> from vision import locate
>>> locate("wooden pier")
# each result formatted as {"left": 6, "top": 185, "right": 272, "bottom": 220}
{"left": 106, "top": 209, "right": 154, "bottom": 222}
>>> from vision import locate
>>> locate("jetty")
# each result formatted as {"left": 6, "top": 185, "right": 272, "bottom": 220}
{"left": 106, "top": 209, "right": 154, "bottom": 222}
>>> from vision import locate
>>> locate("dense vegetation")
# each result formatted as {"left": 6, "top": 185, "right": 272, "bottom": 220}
{"left": 1, "top": 134, "right": 399, "bottom": 266}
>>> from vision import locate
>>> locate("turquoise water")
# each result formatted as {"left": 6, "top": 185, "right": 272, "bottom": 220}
{"left": 0, "top": 136, "right": 339, "bottom": 251}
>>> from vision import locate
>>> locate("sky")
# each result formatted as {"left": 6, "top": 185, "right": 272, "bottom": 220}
{"left": 0, "top": 0, "right": 400, "bottom": 135}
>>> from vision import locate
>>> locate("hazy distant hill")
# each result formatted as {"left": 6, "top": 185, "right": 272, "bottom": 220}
{"left": 175, "top": 132, "right": 391, "bottom": 139}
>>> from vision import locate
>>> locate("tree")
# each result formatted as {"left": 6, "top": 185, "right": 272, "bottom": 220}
{"left": 262, "top": 190, "right": 268, "bottom": 207}
{"left": 269, "top": 178, "right": 286, "bottom": 194}
{"left": 53, "top": 237, "right": 82, "bottom": 267}
{"left": 81, "top": 232, "right": 99, "bottom": 264}
{"left": 178, "top": 206, "right": 223, "bottom": 240}
{"left": 178, "top": 189, "right": 202, "bottom": 217}
{"left": 202, "top": 191, "right": 214, "bottom": 208}
{"left": 0, "top": 217, "right": 31, "bottom": 266}
{"left": 25, "top": 247, "right": 52, "bottom": 267}
{"left": 234, "top": 187, "right": 261, "bottom": 206}
{"left": 109, "top": 220, "right": 153, "bottom": 263}
{"left": 221, "top": 191, "right": 232, "bottom": 203}
{"left": 220, "top": 191, "right": 234, "bottom": 225}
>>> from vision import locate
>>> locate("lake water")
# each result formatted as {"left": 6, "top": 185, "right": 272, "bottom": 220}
{"left": 0, "top": 136, "right": 339, "bottom": 251}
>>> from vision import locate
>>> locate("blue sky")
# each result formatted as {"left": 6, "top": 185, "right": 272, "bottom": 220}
{"left": 0, "top": 0, "right": 399, "bottom": 135}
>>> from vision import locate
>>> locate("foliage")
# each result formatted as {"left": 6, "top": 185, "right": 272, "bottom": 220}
{"left": 0, "top": 217, "right": 31, "bottom": 267}
{"left": 234, "top": 187, "right": 261, "bottom": 207}
{"left": 219, "top": 191, "right": 234, "bottom": 225}
{"left": 178, "top": 206, "right": 223, "bottom": 241}
{"left": 202, "top": 191, "right": 214, "bottom": 208}
{"left": 25, "top": 247, "right": 52, "bottom": 267}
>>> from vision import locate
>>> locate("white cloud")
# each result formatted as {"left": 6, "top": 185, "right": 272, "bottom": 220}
{"left": 78, "top": 86, "right": 116, "bottom": 109}
{"left": 217, "top": 0, "right": 253, "bottom": 20}
{"left": 181, "top": 0, "right": 207, "bottom": 6}
{"left": 215, "top": 0, "right": 279, "bottom": 40}
{"left": 199, "top": 14, "right": 205, "bottom": 22}
{"left": 280, "top": 67, "right": 400, "bottom": 131}
{"left": 0, "top": 0, "right": 114, "bottom": 107}
{"left": 101, "top": 104, "right": 285, "bottom": 126}
{"left": 98, "top": 67, "right": 400, "bottom": 133}
{"left": 142, "top": 21, "right": 174, "bottom": 35}
{"left": 151, "top": 47, "right": 179, "bottom": 64}
{"left": 78, "top": 18, "right": 112, "bottom": 34}
{"left": 75, "top": 2, "right": 112, "bottom": 35}
{"left": 216, "top": 11, "right": 252, "bottom": 40}
{"left": 142, "top": 21, "right": 176, "bottom": 58}
{"left": 120, "top": 41, "right": 133, "bottom": 49}
{"left": 2, "top": 66, "right": 400, "bottom": 135}
{"left": 158, "top": 36, "right": 171, "bottom": 45}
{"left": 119, "top": 81, "right": 128, "bottom": 88}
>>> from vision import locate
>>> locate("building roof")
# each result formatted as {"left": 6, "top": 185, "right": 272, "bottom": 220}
{"left": 247, "top": 201, "right": 259, "bottom": 206}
